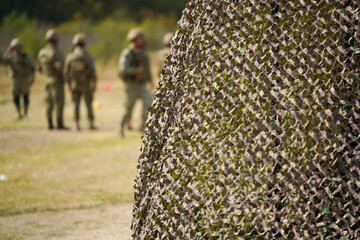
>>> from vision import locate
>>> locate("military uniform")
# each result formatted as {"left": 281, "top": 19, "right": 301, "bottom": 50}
{"left": 38, "top": 44, "right": 65, "bottom": 128}
{"left": 0, "top": 39, "right": 35, "bottom": 118}
{"left": 118, "top": 46, "right": 153, "bottom": 134}
{"left": 37, "top": 29, "right": 68, "bottom": 129}
{"left": 64, "top": 33, "right": 97, "bottom": 130}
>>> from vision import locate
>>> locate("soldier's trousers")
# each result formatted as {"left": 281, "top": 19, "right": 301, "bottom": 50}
{"left": 12, "top": 84, "right": 30, "bottom": 115}
{"left": 46, "top": 84, "right": 64, "bottom": 121}
{"left": 71, "top": 87, "right": 94, "bottom": 121}
{"left": 119, "top": 82, "right": 153, "bottom": 127}
{"left": 12, "top": 79, "right": 31, "bottom": 115}
{"left": 13, "top": 94, "right": 29, "bottom": 115}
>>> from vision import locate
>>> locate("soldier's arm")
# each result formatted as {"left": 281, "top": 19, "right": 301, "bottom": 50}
{"left": 0, "top": 52, "right": 12, "bottom": 65}
{"left": 84, "top": 52, "right": 97, "bottom": 91}
{"left": 89, "top": 58, "right": 97, "bottom": 92}
{"left": 144, "top": 53, "right": 152, "bottom": 83}
{"left": 36, "top": 52, "right": 43, "bottom": 73}
{"left": 91, "top": 69, "right": 97, "bottom": 92}
{"left": 53, "top": 51, "right": 64, "bottom": 77}
{"left": 119, "top": 50, "right": 138, "bottom": 76}
{"left": 28, "top": 56, "right": 35, "bottom": 85}
{"left": 63, "top": 56, "right": 72, "bottom": 91}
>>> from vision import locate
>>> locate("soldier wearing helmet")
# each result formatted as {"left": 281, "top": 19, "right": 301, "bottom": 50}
{"left": 72, "top": 33, "right": 86, "bottom": 46}
{"left": 45, "top": 29, "right": 59, "bottom": 43}
{"left": 64, "top": 32, "right": 97, "bottom": 131}
{"left": 9, "top": 38, "right": 23, "bottom": 49}
{"left": 118, "top": 28, "right": 153, "bottom": 137}
{"left": 157, "top": 32, "right": 173, "bottom": 77}
{"left": 0, "top": 38, "right": 35, "bottom": 119}
{"left": 37, "top": 29, "right": 68, "bottom": 130}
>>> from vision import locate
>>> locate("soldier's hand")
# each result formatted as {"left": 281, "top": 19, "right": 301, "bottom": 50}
{"left": 92, "top": 86, "right": 96, "bottom": 93}
{"left": 6, "top": 46, "right": 13, "bottom": 54}
{"left": 68, "top": 85, "right": 72, "bottom": 92}
{"left": 29, "top": 78, "right": 34, "bottom": 86}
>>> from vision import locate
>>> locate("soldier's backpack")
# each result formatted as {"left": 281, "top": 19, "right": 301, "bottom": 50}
{"left": 67, "top": 49, "right": 93, "bottom": 85}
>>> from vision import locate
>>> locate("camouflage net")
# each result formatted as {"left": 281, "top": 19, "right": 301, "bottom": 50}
{"left": 132, "top": 0, "right": 360, "bottom": 239}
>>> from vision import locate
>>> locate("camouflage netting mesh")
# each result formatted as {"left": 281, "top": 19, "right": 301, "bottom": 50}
{"left": 132, "top": 0, "right": 360, "bottom": 239}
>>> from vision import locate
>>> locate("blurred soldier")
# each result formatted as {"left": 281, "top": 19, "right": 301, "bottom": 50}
{"left": 157, "top": 32, "right": 173, "bottom": 77}
{"left": 37, "top": 29, "right": 67, "bottom": 130}
{"left": 118, "top": 28, "right": 153, "bottom": 137}
{"left": 64, "top": 33, "right": 97, "bottom": 131}
{"left": 0, "top": 38, "right": 35, "bottom": 119}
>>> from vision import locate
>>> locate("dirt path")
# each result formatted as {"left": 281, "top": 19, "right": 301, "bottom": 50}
{"left": 0, "top": 203, "right": 133, "bottom": 240}
{"left": 0, "top": 66, "right": 142, "bottom": 240}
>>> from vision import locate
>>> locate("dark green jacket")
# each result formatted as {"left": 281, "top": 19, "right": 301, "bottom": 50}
{"left": 119, "top": 47, "right": 152, "bottom": 83}
{"left": 37, "top": 45, "right": 64, "bottom": 85}
{"left": 0, "top": 52, "right": 35, "bottom": 91}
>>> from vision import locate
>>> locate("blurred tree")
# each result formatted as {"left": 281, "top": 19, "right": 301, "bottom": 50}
{"left": 127, "top": 0, "right": 186, "bottom": 19}
{"left": 0, "top": 0, "right": 187, "bottom": 24}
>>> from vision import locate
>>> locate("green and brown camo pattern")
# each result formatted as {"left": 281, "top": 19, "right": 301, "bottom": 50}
{"left": 132, "top": 0, "right": 360, "bottom": 239}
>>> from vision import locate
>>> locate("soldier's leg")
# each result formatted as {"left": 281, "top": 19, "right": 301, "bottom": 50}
{"left": 13, "top": 94, "right": 22, "bottom": 119}
{"left": 11, "top": 87, "right": 22, "bottom": 119}
{"left": 85, "top": 88, "right": 96, "bottom": 130}
{"left": 72, "top": 90, "right": 81, "bottom": 131}
{"left": 55, "top": 86, "right": 67, "bottom": 129}
{"left": 140, "top": 84, "right": 153, "bottom": 130}
{"left": 127, "top": 104, "right": 134, "bottom": 130}
{"left": 119, "top": 84, "right": 137, "bottom": 136}
{"left": 46, "top": 85, "right": 54, "bottom": 129}
{"left": 127, "top": 87, "right": 137, "bottom": 130}
{"left": 20, "top": 84, "right": 29, "bottom": 117}
{"left": 23, "top": 93, "right": 29, "bottom": 116}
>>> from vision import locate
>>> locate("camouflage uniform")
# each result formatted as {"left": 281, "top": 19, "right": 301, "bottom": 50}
{"left": 64, "top": 33, "right": 97, "bottom": 130}
{"left": 353, "top": 48, "right": 360, "bottom": 62}
{"left": 118, "top": 30, "right": 153, "bottom": 136}
{"left": 0, "top": 38, "right": 35, "bottom": 118}
{"left": 37, "top": 30, "right": 66, "bottom": 129}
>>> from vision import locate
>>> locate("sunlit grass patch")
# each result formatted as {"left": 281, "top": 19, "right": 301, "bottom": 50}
{"left": 0, "top": 65, "right": 144, "bottom": 216}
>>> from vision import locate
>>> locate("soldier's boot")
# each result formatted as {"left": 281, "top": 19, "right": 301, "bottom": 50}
{"left": 48, "top": 118, "right": 54, "bottom": 130}
{"left": 16, "top": 106, "right": 22, "bottom": 119}
{"left": 57, "top": 119, "right": 69, "bottom": 130}
{"left": 89, "top": 120, "right": 97, "bottom": 130}
{"left": 14, "top": 95, "right": 22, "bottom": 119}
{"left": 75, "top": 121, "right": 81, "bottom": 131}
{"left": 119, "top": 125, "right": 125, "bottom": 138}
{"left": 23, "top": 106, "right": 28, "bottom": 118}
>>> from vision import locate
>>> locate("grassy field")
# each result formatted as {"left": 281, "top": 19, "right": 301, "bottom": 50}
{"left": 0, "top": 60, "right": 151, "bottom": 217}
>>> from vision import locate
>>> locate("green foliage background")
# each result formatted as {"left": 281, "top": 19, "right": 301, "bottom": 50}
{"left": 0, "top": 1, "right": 185, "bottom": 62}
{"left": 0, "top": 0, "right": 186, "bottom": 23}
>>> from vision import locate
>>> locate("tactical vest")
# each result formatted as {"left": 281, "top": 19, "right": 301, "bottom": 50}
{"left": 10, "top": 53, "right": 33, "bottom": 79}
{"left": 122, "top": 50, "right": 146, "bottom": 83}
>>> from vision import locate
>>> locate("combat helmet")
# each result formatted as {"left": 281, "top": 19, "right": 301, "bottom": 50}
{"left": 162, "top": 32, "right": 173, "bottom": 46}
{"left": 72, "top": 33, "right": 86, "bottom": 46}
{"left": 9, "top": 38, "right": 23, "bottom": 48}
{"left": 127, "top": 28, "right": 146, "bottom": 42}
{"left": 45, "top": 29, "right": 59, "bottom": 42}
